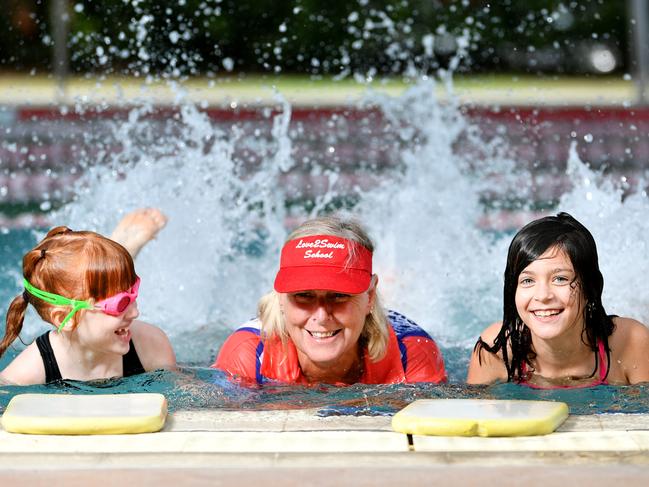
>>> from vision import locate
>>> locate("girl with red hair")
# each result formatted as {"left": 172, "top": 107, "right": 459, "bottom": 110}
{"left": 0, "top": 221, "right": 175, "bottom": 385}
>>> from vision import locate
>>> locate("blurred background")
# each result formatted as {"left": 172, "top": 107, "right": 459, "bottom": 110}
{"left": 0, "top": 0, "right": 638, "bottom": 78}
{"left": 1, "top": 0, "right": 648, "bottom": 223}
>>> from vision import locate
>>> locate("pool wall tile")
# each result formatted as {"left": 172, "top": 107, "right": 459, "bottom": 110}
{"left": 412, "top": 431, "right": 641, "bottom": 452}
{"left": 628, "top": 432, "right": 649, "bottom": 450}
{"left": 0, "top": 430, "right": 409, "bottom": 453}
{"left": 165, "top": 410, "right": 393, "bottom": 432}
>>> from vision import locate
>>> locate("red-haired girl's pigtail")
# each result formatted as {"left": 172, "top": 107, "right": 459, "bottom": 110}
{"left": 2, "top": 244, "right": 54, "bottom": 357}
{"left": 0, "top": 293, "right": 29, "bottom": 357}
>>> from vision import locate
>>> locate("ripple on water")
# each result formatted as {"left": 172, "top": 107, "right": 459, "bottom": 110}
{"left": 2, "top": 368, "right": 648, "bottom": 417}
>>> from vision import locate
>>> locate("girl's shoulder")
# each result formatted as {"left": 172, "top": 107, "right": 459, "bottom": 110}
{"left": 0, "top": 340, "right": 47, "bottom": 385}
{"left": 608, "top": 316, "right": 649, "bottom": 384}
{"left": 609, "top": 316, "right": 649, "bottom": 350}
{"left": 473, "top": 321, "right": 508, "bottom": 363}
{"left": 479, "top": 321, "right": 504, "bottom": 345}
{"left": 130, "top": 320, "right": 176, "bottom": 371}
{"left": 467, "top": 321, "right": 508, "bottom": 384}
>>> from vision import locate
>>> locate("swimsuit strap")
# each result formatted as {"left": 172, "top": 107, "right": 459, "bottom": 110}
{"left": 596, "top": 339, "right": 609, "bottom": 383}
{"left": 254, "top": 339, "right": 265, "bottom": 384}
{"left": 122, "top": 339, "right": 145, "bottom": 377}
{"left": 35, "top": 333, "right": 144, "bottom": 381}
{"left": 519, "top": 339, "right": 609, "bottom": 388}
{"left": 35, "top": 332, "right": 63, "bottom": 383}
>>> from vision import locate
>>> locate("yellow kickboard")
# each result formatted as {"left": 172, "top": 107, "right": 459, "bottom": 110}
{"left": 1, "top": 393, "right": 167, "bottom": 435}
{"left": 392, "top": 399, "right": 569, "bottom": 437}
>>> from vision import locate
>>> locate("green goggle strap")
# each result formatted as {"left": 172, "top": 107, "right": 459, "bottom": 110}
{"left": 22, "top": 278, "right": 93, "bottom": 332}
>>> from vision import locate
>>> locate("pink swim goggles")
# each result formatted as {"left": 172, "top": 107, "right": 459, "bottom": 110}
{"left": 94, "top": 277, "right": 140, "bottom": 316}
{"left": 23, "top": 276, "right": 141, "bottom": 332}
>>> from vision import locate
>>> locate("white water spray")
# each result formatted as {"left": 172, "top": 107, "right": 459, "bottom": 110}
{"left": 43, "top": 72, "right": 648, "bottom": 366}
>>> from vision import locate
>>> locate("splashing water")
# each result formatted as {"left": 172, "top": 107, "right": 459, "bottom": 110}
{"left": 558, "top": 142, "right": 649, "bottom": 321}
{"left": 40, "top": 81, "right": 483, "bottom": 360}
{"left": 357, "top": 82, "right": 507, "bottom": 346}
{"left": 34, "top": 76, "right": 647, "bottom": 367}
{"left": 53, "top": 101, "right": 295, "bottom": 347}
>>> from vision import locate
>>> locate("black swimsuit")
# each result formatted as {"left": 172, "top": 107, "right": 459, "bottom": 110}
{"left": 35, "top": 332, "right": 145, "bottom": 383}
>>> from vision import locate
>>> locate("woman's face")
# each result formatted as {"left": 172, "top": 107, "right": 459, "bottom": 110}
{"left": 74, "top": 300, "right": 140, "bottom": 355}
{"left": 280, "top": 283, "right": 376, "bottom": 369}
{"left": 515, "top": 246, "right": 585, "bottom": 343}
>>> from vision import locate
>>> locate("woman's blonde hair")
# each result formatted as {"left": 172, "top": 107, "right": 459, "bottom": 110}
{"left": 1, "top": 226, "right": 136, "bottom": 357}
{"left": 258, "top": 215, "right": 390, "bottom": 362}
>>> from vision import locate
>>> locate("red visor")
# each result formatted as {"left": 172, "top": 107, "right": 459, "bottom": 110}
{"left": 274, "top": 235, "right": 373, "bottom": 294}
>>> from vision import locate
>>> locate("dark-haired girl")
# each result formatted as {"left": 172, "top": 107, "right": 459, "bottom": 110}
{"left": 468, "top": 212, "right": 649, "bottom": 387}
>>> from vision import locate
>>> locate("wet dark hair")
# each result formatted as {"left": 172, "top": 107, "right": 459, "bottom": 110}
{"left": 475, "top": 212, "right": 615, "bottom": 382}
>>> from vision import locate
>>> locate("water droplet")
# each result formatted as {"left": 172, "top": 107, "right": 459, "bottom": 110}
{"left": 222, "top": 57, "right": 234, "bottom": 71}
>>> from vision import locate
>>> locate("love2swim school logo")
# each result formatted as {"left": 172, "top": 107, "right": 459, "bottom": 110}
{"left": 294, "top": 238, "right": 345, "bottom": 259}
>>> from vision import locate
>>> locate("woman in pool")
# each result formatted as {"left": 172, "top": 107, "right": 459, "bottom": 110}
{"left": 213, "top": 215, "right": 447, "bottom": 385}
{"left": 467, "top": 212, "right": 649, "bottom": 387}
{"left": 0, "top": 220, "right": 175, "bottom": 385}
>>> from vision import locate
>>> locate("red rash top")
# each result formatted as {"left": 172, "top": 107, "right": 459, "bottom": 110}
{"left": 212, "top": 310, "right": 447, "bottom": 385}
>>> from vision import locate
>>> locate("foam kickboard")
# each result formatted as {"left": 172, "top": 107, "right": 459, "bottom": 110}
{"left": 392, "top": 398, "right": 569, "bottom": 437}
{"left": 1, "top": 393, "right": 167, "bottom": 435}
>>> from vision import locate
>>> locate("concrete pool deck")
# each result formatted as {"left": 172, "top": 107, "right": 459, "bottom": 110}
{"left": 2, "top": 410, "right": 649, "bottom": 485}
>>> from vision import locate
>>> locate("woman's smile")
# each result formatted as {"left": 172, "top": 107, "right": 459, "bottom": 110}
{"left": 281, "top": 288, "right": 374, "bottom": 371}
{"left": 305, "top": 328, "right": 341, "bottom": 339}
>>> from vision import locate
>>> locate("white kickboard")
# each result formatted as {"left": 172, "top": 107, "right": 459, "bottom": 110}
{"left": 392, "top": 399, "right": 569, "bottom": 437}
{"left": 1, "top": 393, "right": 167, "bottom": 435}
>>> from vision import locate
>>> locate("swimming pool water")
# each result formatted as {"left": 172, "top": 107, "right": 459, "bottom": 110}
{"left": 1, "top": 366, "right": 647, "bottom": 416}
